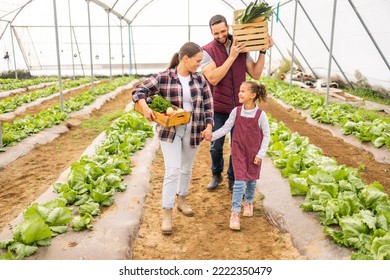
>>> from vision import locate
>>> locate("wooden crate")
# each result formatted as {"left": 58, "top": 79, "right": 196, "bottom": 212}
{"left": 134, "top": 101, "right": 191, "bottom": 128}
{"left": 232, "top": 9, "right": 269, "bottom": 52}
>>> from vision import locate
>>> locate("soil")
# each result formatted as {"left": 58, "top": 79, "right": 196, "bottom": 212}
{"left": 0, "top": 86, "right": 389, "bottom": 259}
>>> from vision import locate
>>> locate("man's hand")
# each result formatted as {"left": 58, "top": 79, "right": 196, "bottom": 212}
{"left": 230, "top": 38, "right": 246, "bottom": 57}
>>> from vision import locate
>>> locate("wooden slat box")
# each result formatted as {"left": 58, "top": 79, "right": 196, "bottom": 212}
{"left": 232, "top": 9, "right": 269, "bottom": 52}
{"left": 134, "top": 102, "right": 191, "bottom": 128}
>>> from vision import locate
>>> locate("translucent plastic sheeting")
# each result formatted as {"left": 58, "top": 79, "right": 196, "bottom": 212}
{"left": 0, "top": 0, "right": 389, "bottom": 90}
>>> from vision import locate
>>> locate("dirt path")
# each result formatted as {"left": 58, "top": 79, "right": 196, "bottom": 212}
{"left": 0, "top": 86, "right": 388, "bottom": 259}
{"left": 131, "top": 143, "right": 304, "bottom": 260}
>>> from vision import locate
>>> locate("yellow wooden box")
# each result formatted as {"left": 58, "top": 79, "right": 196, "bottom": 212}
{"left": 232, "top": 9, "right": 269, "bottom": 52}
{"left": 134, "top": 101, "right": 191, "bottom": 128}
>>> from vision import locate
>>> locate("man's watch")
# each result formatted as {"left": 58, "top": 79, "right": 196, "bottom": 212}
{"left": 260, "top": 50, "right": 267, "bottom": 54}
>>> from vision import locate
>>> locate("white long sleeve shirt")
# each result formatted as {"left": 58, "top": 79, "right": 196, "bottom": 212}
{"left": 212, "top": 105, "right": 270, "bottom": 159}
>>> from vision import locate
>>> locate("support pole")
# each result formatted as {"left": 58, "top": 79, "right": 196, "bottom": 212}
{"left": 120, "top": 20, "right": 124, "bottom": 78}
{"left": 348, "top": 0, "right": 389, "bottom": 71}
{"left": 289, "top": 0, "right": 298, "bottom": 88}
{"left": 107, "top": 10, "right": 112, "bottom": 83}
{"left": 10, "top": 25, "right": 18, "bottom": 79}
{"left": 326, "top": 0, "right": 338, "bottom": 105}
{"left": 53, "top": 0, "right": 64, "bottom": 111}
{"left": 268, "top": 14, "right": 274, "bottom": 77}
{"left": 68, "top": 0, "right": 75, "bottom": 79}
{"left": 128, "top": 24, "right": 133, "bottom": 75}
{"left": 298, "top": 1, "right": 353, "bottom": 88}
{"left": 86, "top": 0, "right": 94, "bottom": 92}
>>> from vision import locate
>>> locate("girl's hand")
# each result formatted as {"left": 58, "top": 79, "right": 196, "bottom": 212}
{"left": 254, "top": 156, "right": 262, "bottom": 165}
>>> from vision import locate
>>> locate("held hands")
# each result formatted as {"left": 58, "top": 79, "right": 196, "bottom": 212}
{"left": 254, "top": 156, "right": 262, "bottom": 165}
{"left": 201, "top": 124, "right": 213, "bottom": 141}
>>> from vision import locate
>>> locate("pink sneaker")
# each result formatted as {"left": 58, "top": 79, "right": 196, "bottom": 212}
{"left": 229, "top": 212, "right": 240, "bottom": 230}
{"left": 243, "top": 203, "right": 253, "bottom": 217}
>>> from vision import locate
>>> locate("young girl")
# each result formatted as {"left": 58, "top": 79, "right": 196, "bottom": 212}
{"left": 211, "top": 81, "right": 270, "bottom": 230}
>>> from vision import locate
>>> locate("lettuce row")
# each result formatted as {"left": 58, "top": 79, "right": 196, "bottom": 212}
{"left": 0, "top": 76, "right": 58, "bottom": 92}
{"left": 0, "top": 77, "right": 94, "bottom": 114}
{"left": 261, "top": 77, "right": 390, "bottom": 150}
{"left": 267, "top": 116, "right": 390, "bottom": 259}
{"left": 1, "top": 76, "right": 134, "bottom": 148}
{"left": 0, "top": 100, "right": 153, "bottom": 260}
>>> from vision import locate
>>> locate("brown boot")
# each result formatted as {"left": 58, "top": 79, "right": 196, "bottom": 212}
{"left": 176, "top": 195, "right": 194, "bottom": 216}
{"left": 161, "top": 208, "right": 173, "bottom": 235}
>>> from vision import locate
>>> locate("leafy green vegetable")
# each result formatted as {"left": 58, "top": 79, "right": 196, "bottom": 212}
{"left": 148, "top": 95, "right": 173, "bottom": 113}
{"left": 237, "top": 1, "right": 273, "bottom": 24}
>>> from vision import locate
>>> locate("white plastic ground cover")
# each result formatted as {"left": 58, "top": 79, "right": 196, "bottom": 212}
{"left": 270, "top": 96, "right": 390, "bottom": 165}
{"left": 1, "top": 105, "right": 352, "bottom": 259}
{"left": 0, "top": 81, "right": 102, "bottom": 121}
{"left": 0, "top": 125, "right": 350, "bottom": 260}
{"left": 0, "top": 80, "right": 139, "bottom": 170}
{"left": 0, "top": 113, "right": 160, "bottom": 259}
{"left": 260, "top": 157, "right": 352, "bottom": 260}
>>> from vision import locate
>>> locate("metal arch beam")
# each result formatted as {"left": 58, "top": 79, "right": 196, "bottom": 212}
{"left": 348, "top": 0, "right": 390, "bottom": 71}
{"left": 123, "top": 0, "right": 141, "bottom": 19}
{"left": 0, "top": 0, "right": 33, "bottom": 40}
{"left": 128, "top": 0, "right": 155, "bottom": 24}
{"left": 89, "top": 0, "right": 131, "bottom": 24}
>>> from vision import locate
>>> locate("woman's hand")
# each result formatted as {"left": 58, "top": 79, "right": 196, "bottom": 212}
{"left": 201, "top": 124, "right": 213, "bottom": 141}
{"left": 137, "top": 99, "right": 155, "bottom": 121}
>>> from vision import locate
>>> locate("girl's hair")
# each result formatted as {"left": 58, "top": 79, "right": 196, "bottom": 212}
{"left": 244, "top": 81, "right": 267, "bottom": 103}
{"left": 168, "top": 42, "right": 203, "bottom": 69}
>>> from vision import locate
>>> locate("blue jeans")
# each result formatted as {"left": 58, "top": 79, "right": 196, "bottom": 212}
{"left": 210, "top": 112, "right": 234, "bottom": 180}
{"left": 232, "top": 180, "right": 257, "bottom": 212}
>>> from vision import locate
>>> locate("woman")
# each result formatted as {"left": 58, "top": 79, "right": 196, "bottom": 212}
{"left": 132, "top": 42, "right": 214, "bottom": 235}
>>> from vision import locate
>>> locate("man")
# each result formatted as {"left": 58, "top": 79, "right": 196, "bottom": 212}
{"left": 201, "top": 14, "right": 272, "bottom": 191}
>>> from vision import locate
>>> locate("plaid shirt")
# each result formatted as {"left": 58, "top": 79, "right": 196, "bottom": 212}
{"left": 132, "top": 68, "right": 214, "bottom": 147}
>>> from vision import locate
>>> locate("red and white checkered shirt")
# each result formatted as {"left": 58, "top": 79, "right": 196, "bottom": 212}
{"left": 132, "top": 68, "right": 214, "bottom": 147}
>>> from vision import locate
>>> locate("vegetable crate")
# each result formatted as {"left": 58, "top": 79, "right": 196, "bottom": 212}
{"left": 134, "top": 102, "right": 191, "bottom": 128}
{"left": 232, "top": 9, "right": 269, "bottom": 52}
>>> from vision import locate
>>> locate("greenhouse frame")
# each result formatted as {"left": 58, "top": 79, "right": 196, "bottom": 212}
{"left": 0, "top": 0, "right": 389, "bottom": 91}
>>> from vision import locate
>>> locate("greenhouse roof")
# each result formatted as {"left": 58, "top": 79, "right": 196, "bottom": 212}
{"left": 0, "top": 0, "right": 389, "bottom": 90}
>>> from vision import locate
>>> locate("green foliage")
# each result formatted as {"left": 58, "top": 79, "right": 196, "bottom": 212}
{"left": 267, "top": 115, "right": 390, "bottom": 259}
{"left": 0, "top": 83, "right": 154, "bottom": 260}
{"left": 237, "top": 0, "right": 273, "bottom": 23}
{"left": 148, "top": 95, "right": 173, "bottom": 113}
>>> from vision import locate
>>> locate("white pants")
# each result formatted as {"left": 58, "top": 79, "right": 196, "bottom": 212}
{"left": 160, "top": 122, "right": 199, "bottom": 209}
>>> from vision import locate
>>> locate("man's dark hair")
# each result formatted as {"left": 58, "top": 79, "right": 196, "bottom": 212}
{"left": 209, "top": 15, "right": 227, "bottom": 28}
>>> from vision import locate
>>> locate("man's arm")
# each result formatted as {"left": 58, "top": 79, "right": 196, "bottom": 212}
{"left": 202, "top": 39, "right": 245, "bottom": 86}
{"left": 246, "top": 35, "right": 274, "bottom": 80}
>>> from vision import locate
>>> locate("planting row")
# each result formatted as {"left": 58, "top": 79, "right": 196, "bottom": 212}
{"left": 1, "top": 77, "right": 134, "bottom": 149}
{"left": 267, "top": 115, "right": 390, "bottom": 260}
{"left": 0, "top": 110, "right": 153, "bottom": 259}
{"left": 261, "top": 77, "right": 390, "bottom": 151}
{"left": 0, "top": 77, "right": 58, "bottom": 92}
{"left": 0, "top": 77, "right": 94, "bottom": 114}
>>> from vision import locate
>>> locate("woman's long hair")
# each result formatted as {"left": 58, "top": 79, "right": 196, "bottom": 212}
{"left": 168, "top": 42, "right": 203, "bottom": 69}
